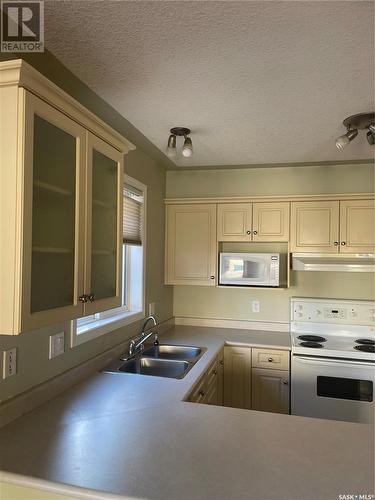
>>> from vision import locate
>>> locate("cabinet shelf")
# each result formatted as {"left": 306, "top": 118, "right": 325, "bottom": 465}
{"left": 92, "top": 198, "right": 116, "bottom": 209}
{"left": 34, "top": 180, "right": 73, "bottom": 197}
{"left": 32, "top": 246, "right": 72, "bottom": 254}
{"left": 92, "top": 249, "right": 116, "bottom": 256}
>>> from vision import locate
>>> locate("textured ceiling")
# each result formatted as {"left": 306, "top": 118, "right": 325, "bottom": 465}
{"left": 44, "top": 0, "right": 375, "bottom": 168}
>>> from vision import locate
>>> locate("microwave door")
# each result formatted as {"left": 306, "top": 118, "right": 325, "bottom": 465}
{"left": 243, "top": 260, "right": 268, "bottom": 284}
{"left": 221, "top": 256, "right": 269, "bottom": 285}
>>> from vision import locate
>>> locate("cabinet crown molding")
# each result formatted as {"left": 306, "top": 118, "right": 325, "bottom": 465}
{"left": 164, "top": 193, "right": 375, "bottom": 204}
{"left": 0, "top": 59, "right": 135, "bottom": 153}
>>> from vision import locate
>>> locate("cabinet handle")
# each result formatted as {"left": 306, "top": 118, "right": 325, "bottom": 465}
{"left": 282, "top": 380, "right": 288, "bottom": 385}
{"left": 253, "top": 230, "right": 258, "bottom": 235}
{"left": 78, "top": 294, "right": 88, "bottom": 303}
{"left": 246, "top": 230, "right": 251, "bottom": 235}
{"left": 341, "top": 241, "right": 346, "bottom": 246}
{"left": 334, "top": 241, "right": 339, "bottom": 246}
{"left": 88, "top": 294, "right": 95, "bottom": 302}
{"left": 198, "top": 390, "right": 205, "bottom": 397}
{"left": 219, "top": 360, "right": 224, "bottom": 366}
{"left": 268, "top": 357, "right": 274, "bottom": 362}
{"left": 210, "top": 276, "right": 215, "bottom": 280}
{"left": 212, "top": 369, "right": 217, "bottom": 375}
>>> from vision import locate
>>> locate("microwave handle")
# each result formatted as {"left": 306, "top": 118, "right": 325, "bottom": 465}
{"left": 294, "top": 355, "right": 375, "bottom": 368}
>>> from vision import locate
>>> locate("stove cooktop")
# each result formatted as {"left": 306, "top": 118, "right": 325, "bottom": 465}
{"left": 291, "top": 298, "right": 375, "bottom": 361}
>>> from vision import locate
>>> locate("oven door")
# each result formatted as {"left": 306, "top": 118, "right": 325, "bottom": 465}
{"left": 291, "top": 355, "right": 374, "bottom": 423}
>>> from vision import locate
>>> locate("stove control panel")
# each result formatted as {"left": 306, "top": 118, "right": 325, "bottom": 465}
{"left": 291, "top": 299, "right": 375, "bottom": 325}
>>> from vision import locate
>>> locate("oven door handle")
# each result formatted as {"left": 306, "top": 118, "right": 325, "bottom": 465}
{"left": 294, "top": 355, "right": 375, "bottom": 368}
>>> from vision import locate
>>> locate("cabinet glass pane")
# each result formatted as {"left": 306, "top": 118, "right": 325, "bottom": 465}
{"left": 91, "top": 149, "right": 118, "bottom": 300}
{"left": 31, "top": 115, "right": 76, "bottom": 313}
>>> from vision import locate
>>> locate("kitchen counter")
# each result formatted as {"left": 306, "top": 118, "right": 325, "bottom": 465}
{"left": 0, "top": 325, "right": 373, "bottom": 500}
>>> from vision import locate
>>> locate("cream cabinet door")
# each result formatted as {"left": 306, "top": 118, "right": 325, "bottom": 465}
{"left": 84, "top": 133, "right": 124, "bottom": 315}
{"left": 290, "top": 201, "right": 340, "bottom": 252}
{"left": 21, "top": 91, "right": 86, "bottom": 332}
{"left": 339, "top": 200, "right": 375, "bottom": 253}
{"left": 203, "top": 380, "right": 218, "bottom": 406}
{"left": 223, "top": 346, "right": 251, "bottom": 409}
{"left": 217, "top": 350, "right": 224, "bottom": 406}
{"left": 252, "top": 368, "right": 289, "bottom": 414}
{"left": 165, "top": 204, "right": 217, "bottom": 285}
{"left": 217, "top": 203, "right": 252, "bottom": 241}
{"left": 252, "top": 202, "right": 290, "bottom": 242}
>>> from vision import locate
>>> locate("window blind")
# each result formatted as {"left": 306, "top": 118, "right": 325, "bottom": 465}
{"left": 123, "top": 185, "right": 143, "bottom": 245}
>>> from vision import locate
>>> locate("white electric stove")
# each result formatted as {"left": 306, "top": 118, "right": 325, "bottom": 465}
{"left": 290, "top": 298, "right": 375, "bottom": 424}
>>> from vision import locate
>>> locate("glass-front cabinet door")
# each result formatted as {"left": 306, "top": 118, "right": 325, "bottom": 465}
{"left": 22, "top": 91, "right": 86, "bottom": 331}
{"left": 84, "top": 132, "right": 123, "bottom": 315}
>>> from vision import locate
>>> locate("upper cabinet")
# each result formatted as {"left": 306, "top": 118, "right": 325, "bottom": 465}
{"left": 165, "top": 204, "right": 217, "bottom": 286}
{"left": 217, "top": 203, "right": 252, "bottom": 241}
{"left": 252, "top": 202, "right": 290, "bottom": 242}
{"left": 291, "top": 200, "right": 375, "bottom": 253}
{"left": 0, "top": 60, "right": 134, "bottom": 334}
{"left": 217, "top": 202, "right": 289, "bottom": 242}
{"left": 290, "top": 201, "right": 340, "bottom": 252}
{"left": 339, "top": 200, "right": 375, "bottom": 253}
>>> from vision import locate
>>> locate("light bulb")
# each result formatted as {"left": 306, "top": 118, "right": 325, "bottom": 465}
{"left": 166, "top": 134, "right": 176, "bottom": 157}
{"left": 367, "top": 130, "right": 375, "bottom": 145}
{"left": 182, "top": 136, "right": 193, "bottom": 157}
{"left": 335, "top": 128, "right": 358, "bottom": 149}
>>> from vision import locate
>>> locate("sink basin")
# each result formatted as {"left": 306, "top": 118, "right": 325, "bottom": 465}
{"left": 116, "top": 357, "right": 190, "bottom": 379}
{"left": 142, "top": 344, "right": 203, "bottom": 361}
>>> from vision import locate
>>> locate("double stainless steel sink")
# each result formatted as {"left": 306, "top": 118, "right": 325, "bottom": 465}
{"left": 104, "top": 344, "right": 206, "bottom": 379}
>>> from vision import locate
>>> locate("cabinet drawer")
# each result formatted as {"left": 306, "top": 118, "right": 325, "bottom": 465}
{"left": 252, "top": 348, "right": 289, "bottom": 370}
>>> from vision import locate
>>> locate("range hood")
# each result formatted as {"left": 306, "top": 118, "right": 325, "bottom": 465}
{"left": 292, "top": 253, "right": 375, "bottom": 272}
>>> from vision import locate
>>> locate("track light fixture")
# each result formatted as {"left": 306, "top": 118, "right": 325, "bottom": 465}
{"left": 166, "top": 127, "right": 193, "bottom": 158}
{"left": 335, "top": 112, "right": 375, "bottom": 149}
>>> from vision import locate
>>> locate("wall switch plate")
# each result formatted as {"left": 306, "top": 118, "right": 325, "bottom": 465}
{"left": 3, "top": 348, "right": 17, "bottom": 378}
{"left": 252, "top": 300, "right": 260, "bottom": 313}
{"left": 148, "top": 302, "right": 155, "bottom": 315}
{"left": 49, "top": 332, "right": 65, "bottom": 359}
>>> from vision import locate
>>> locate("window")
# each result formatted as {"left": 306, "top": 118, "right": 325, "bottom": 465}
{"left": 71, "top": 175, "right": 146, "bottom": 346}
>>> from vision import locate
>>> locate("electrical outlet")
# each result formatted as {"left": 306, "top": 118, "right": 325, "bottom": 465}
{"left": 252, "top": 300, "right": 260, "bottom": 313}
{"left": 148, "top": 302, "right": 155, "bottom": 315}
{"left": 3, "top": 348, "right": 17, "bottom": 378}
{"left": 49, "top": 332, "right": 65, "bottom": 359}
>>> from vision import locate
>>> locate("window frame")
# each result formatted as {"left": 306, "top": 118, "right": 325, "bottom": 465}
{"left": 71, "top": 174, "right": 147, "bottom": 347}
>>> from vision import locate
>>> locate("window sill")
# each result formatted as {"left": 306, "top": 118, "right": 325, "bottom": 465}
{"left": 72, "top": 310, "right": 144, "bottom": 347}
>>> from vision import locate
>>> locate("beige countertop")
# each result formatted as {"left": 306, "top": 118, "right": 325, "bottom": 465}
{"left": 0, "top": 325, "right": 373, "bottom": 500}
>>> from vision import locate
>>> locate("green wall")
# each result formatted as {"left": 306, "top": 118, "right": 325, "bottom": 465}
{"left": 167, "top": 164, "right": 375, "bottom": 323}
{"left": 0, "top": 52, "right": 173, "bottom": 403}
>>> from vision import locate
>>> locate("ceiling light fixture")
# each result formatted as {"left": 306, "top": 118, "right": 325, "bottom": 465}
{"left": 166, "top": 127, "right": 193, "bottom": 158}
{"left": 335, "top": 112, "right": 375, "bottom": 149}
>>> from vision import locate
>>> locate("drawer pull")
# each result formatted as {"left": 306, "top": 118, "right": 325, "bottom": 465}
{"left": 199, "top": 390, "right": 205, "bottom": 397}
{"left": 219, "top": 360, "right": 224, "bottom": 366}
{"left": 282, "top": 380, "right": 288, "bottom": 385}
{"left": 268, "top": 357, "right": 274, "bottom": 362}
{"left": 212, "top": 369, "right": 217, "bottom": 375}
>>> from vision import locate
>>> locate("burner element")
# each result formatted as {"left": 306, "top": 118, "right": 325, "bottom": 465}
{"left": 355, "top": 339, "right": 375, "bottom": 346}
{"left": 298, "top": 335, "right": 327, "bottom": 343}
{"left": 299, "top": 341, "right": 324, "bottom": 348}
{"left": 354, "top": 345, "right": 375, "bottom": 353}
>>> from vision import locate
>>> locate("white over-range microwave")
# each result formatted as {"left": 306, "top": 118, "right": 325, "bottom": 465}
{"left": 219, "top": 253, "right": 280, "bottom": 287}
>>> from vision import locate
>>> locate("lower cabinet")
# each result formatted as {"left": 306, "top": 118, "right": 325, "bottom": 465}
{"left": 188, "top": 345, "right": 290, "bottom": 415}
{"left": 189, "top": 354, "right": 222, "bottom": 406}
{"left": 252, "top": 369, "right": 289, "bottom": 414}
{"left": 223, "top": 346, "right": 252, "bottom": 409}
